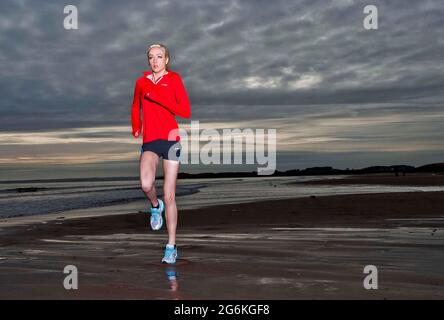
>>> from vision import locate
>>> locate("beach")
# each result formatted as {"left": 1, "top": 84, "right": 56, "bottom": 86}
{"left": 292, "top": 172, "right": 444, "bottom": 186}
{"left": 1, "top": 173, "right": 443, "bottom": 299}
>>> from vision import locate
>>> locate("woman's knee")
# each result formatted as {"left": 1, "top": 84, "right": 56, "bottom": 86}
{"left": 141, "top": 178, "right": 155, "bottom": 193}
{"left": 163, "top": 192, "right": 176, "bottom": 205}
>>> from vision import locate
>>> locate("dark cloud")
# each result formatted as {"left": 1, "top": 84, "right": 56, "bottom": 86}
{"left": 0, "top": 0, "right": 443, "bottom": 169}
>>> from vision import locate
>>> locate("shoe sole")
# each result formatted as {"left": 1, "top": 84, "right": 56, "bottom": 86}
{"left": 162, "top": 259, "right": 177, "bottom": 264}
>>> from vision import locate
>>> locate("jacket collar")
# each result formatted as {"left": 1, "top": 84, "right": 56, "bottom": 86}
{"left": 143, "top": 70, "right": 170, "bottom": 84}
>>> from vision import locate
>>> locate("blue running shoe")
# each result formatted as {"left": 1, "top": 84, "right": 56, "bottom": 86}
{"left": 165, "top": 266, "right": 179, "bottom": 291}
{"left": 150, "top": 199, "right": 164, "bottom": 230}
{"left": 162, "top": 244, "right": 178, "bottom": 264}
{"left": 165, "top": 266, "right": 177, "bottom": 281}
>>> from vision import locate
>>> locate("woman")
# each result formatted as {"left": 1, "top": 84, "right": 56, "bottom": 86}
{"left": 131, "top": 43, "right": 191, "bottom": 264}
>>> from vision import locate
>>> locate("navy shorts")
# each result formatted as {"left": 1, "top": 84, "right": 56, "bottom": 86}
{"left": 141, "top": 139, "right": 182, "bottom": 161}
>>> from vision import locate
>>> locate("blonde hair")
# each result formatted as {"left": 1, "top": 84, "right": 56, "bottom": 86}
{"left": 146, "top": 43, "right": 170, "bottom": 71}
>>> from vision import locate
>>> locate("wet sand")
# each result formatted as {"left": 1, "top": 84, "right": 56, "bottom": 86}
{"left": 1, "top": 174, "right": 444, "bottom": 299}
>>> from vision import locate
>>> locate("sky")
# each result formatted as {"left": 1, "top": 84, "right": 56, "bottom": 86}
{"left": 0, "top": 0, "right": 443, "bottom": 179}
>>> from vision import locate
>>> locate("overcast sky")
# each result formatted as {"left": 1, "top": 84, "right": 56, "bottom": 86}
{"left": 0, "top": 0, "right": 443, "bottom": 176}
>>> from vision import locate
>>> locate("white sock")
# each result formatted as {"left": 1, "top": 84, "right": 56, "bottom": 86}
{"left": 166, "top": 244, "right": 175, "bottom": 249}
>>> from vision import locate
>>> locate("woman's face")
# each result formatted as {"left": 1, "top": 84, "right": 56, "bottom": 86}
{"left": 148, "top": 47, "right": 169, "bottom": 73}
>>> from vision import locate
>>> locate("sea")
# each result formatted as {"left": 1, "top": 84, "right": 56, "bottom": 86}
{"left": 1, "top": 175, "right": 444, "bottom": 220}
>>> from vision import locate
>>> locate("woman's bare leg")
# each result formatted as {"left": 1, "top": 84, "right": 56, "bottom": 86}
{"left": 162, "top": 158, "right": 180, "bottom": 245}
{"left": 140, "top": 151, "right": 160, "bottom": 207}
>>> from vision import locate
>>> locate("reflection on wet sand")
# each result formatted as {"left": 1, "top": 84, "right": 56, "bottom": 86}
{"left": 165, "top": 266, "right": 179, "bottom": 293}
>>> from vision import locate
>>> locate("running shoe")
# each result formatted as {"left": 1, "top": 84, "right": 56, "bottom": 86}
{"left": 165, "top": 266, "right": 177, "bottom": 281}
{"left": 150, "top": 199, "right": 164, "bottom": 230}
{"left": 162, "top": 244, "right": 178, "bottom": 264}
{"left": 165, "top": 266, "right": 179, "bottom": 291}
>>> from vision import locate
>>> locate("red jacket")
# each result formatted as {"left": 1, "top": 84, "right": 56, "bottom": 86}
{"left": 131, "top": 70, "right": 191, "bottom": 143}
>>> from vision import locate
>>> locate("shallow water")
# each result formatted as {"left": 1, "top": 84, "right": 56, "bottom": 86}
{"left": 174, "top": 176, "right": 444, "bottom": 210}
{"left": 1, "top": 175, "right": 444, "bottom": 219}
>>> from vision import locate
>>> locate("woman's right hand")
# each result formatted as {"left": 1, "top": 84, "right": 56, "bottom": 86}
{"left": 133, "top": 129, "right": 140, "bottom": 138}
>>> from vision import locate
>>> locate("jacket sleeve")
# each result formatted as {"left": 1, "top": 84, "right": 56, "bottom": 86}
{"left": 146, "top": 73, "right": 191, "bottom": 119}
{"left": 130, "top": 81, "right": 142, "bottom": 137}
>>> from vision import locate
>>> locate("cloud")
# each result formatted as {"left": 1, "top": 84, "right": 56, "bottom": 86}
{"left": 0, "top": 0, "right": 443, "bottom": 169}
